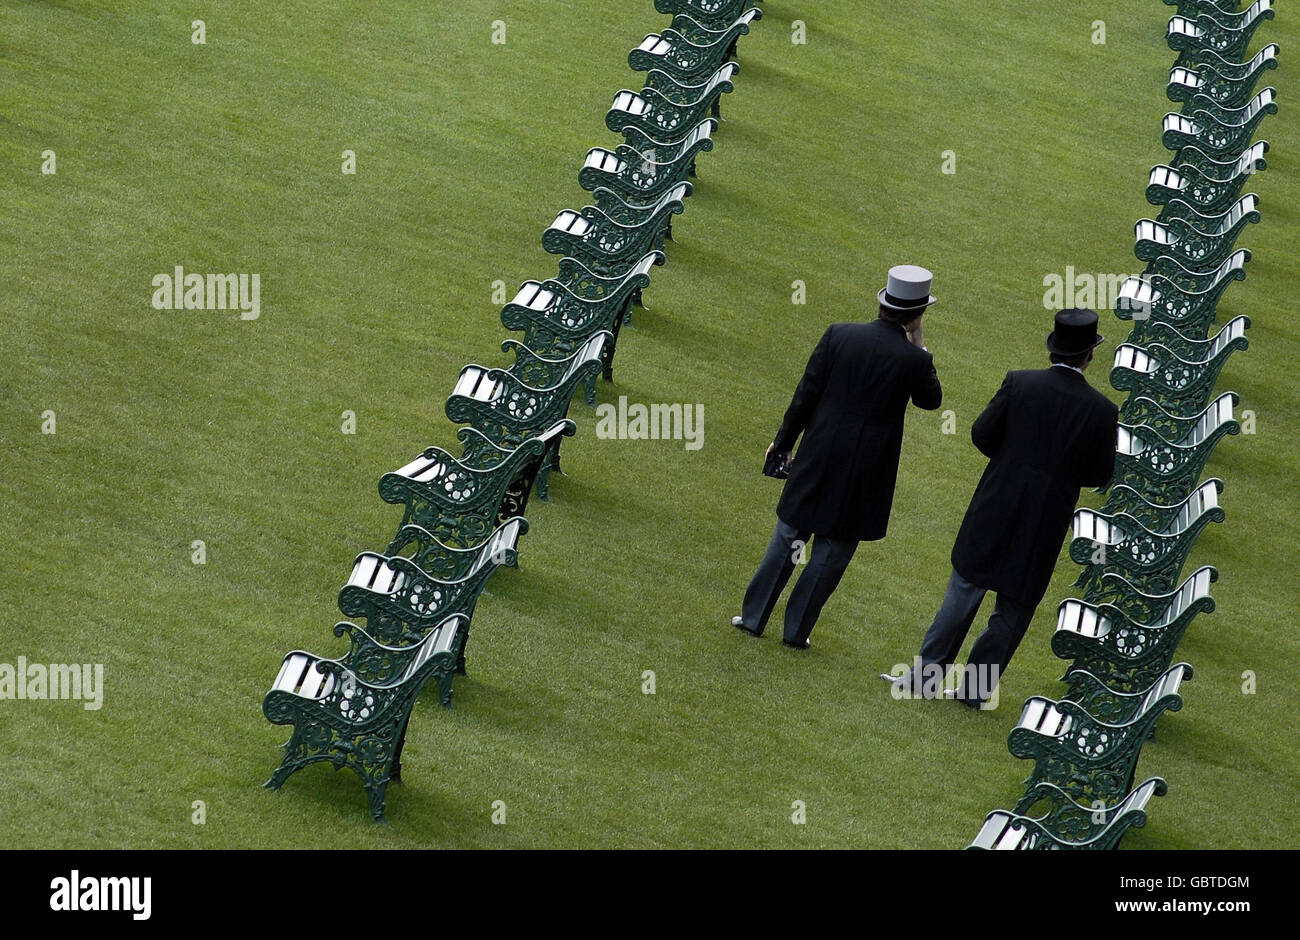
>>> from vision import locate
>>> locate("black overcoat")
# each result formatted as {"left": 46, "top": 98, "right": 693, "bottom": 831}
{"left": 773, "top": 320, "right": 942, "bottom": 541}
{"left": 951, "top": 367, "right": 1119, "bottom": 607}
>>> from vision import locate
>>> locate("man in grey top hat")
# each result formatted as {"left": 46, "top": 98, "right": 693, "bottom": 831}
{"left": 732, "top": 265, "right": 942, "bottom": 650}
{"left": 886, "top": 308, "right": 1119, "bottom": 706}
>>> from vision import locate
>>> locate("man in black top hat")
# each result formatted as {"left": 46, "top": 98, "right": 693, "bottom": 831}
{"left": 887, "top": 308, "right": 1118, "bottom": 706}
{"left": 732, "top": 265, "right": 943, "bottom": 650}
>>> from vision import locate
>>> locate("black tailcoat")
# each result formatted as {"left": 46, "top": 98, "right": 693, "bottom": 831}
{"left": 951, "top": 367, "right": 1118, "bottom": 607}
{"left": 773, "top": 320, "right": 942, "bottom": 541}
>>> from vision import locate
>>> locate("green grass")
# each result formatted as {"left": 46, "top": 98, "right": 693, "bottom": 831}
{"left": 1, "top": 0, "right": 1296, "bottom": 848}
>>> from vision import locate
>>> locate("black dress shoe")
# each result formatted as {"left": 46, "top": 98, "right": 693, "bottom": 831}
{"left": 731, "top": 616, "right": 762, "bottom": 638}
{"left": 782, "top": 638, "right": 811, "bottom": 650}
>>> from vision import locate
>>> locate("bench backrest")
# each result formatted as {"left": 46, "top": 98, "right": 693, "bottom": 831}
{"left": 1156, "top": 566, "right": 1216, "bottom": 627}
{"left": 1137, "top": 663, "right": 1188, "bottom": 716}
{"left": 399, "top": 614, "right": 464, "bottom": 684}
{"left": 669, "top": 120, "right": 713, "bottom": 159}
{"left": 1236, "top": 87, "right": 1275, "bottom": 121}
{"left": 1232, "top": 142, "right": 1268, "bottom": 178}
{"left": 1185, "top": 394, "right": 1234, "bottom": 445}
{"left": 1211, "top": 194, "right": 1258, "bottom": 235}
{"left": 649, "top": 181, "right": 691, "bottom": 215}
{"left": 1240, "top": 43, "right": 1279, "bottom": 73}
{"left": 557, "top": 331, "right": 608, "bottom": 386}
{"left": 1210, "top": 315, "right": 1249, "bottom": 352}
{"left": 701, "top": 61, "right": 739, "bottom": 94}
{"left": 1207, "top": 248, "right": 1249, "bottom": 286}
{"left": 1235, "top": 0, "right": 1273, "bottom": 27}
{"left": 465, "top": 517, "right": 526, "bottom": 580}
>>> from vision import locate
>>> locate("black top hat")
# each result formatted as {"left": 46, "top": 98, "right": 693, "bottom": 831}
{"left": 1046, "top": 308, "right": 1105, "bottom": 356}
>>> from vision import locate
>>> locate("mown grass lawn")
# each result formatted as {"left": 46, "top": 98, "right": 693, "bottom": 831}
{"left": 1, "top": 0, "right": 1295, "bottom": 848}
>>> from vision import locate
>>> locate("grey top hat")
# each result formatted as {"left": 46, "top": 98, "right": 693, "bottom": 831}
{"left": 877, "top": 264, "right": 937, "bottom": 312}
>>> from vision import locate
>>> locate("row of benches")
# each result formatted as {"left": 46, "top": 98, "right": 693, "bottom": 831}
{"left": 260, "top": 0, "right": 765, "bottom": 821}
{"left": 970, "top": 0, "right": 1276, "bottom": 849}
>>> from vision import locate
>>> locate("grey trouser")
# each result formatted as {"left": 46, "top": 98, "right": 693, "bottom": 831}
{"left": 905, "top": 568, "right": 1036, "bottom": 703}
{"left": 740, "top": 518, "right": 859, "bottom": 645}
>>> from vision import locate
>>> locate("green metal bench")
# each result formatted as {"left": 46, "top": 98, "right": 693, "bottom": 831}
{"left": 1111, "top": 320, "right": 1248, "bottom": 403}
{"left": 262, "top": 612, "right": 465, "bottom": 821}
{"left": 445, "top": 332, "right": 609, "bottom": 474}
{"left": 1131, "top": 314, "right": 1250, "bottom": 365}
{"left": 1061, "top": 661, "right": 1194, "bottom": 726}
{"left": 1071, "top": 483, "right": 1224, "bottom": 596}
{"left": 1135, "top": 195, "right": 1258, "bottom": 268}
{"left": 654, "top": 0, "right": 761, "bottom": 30}
{"left": 500, "top": 252, "right": 659, "bottom": 377}
{"left": 1167, "top": 44, "right": 1279, "bottom": 109}
{"left": 1008, "top": 664, "right": 1190, "bottom": 809}
{"left": 1162, "top": 0, "right": 1242, "bottom": 16}
{"left": 579, "top": 120, "right": 715, "bottom": 201}
{"left": 1113, "top": 250, "right": 1249, "bottom": 338}
{"left": 629, "top": 9, "right": 761, "bottom": 84}
{"left": 607, "top": 67, "right": 736, "bottom": 139}
{"left": 1162, "top": 89, "right": 1277, "bottom": 162}
{"left": 1167, "top": 2, "right": 1274, "bottom": 63}
{"left": 1145, "top": 141, "right": 1267, "bottom": 214}
{"left": 592, "top": 185, "right": 690, "bottom": 264}
{"left": 1118, "top": 396, "right": 1242, "bottom": 462}
{"left": 1111, "top": 407, "right": 1239, "bottom": 501}
{"left": 1052, "top": 566, "right": 1217, "bottom": 692}
{"left": 968, "top": 777, "right": 1167, "bottom": 850}
{"left": 1143, "top": 245, "right": 1251, "bottom": 293}
{"left": 378, "top": 419, "right": 573, "bottom": 549}
{"left": 644, "top": 63, "right": 738, "bottom": 122}
{"left": 542, "top": 183, "right": 686, "bottom": 276}
{"left": 1102, "top": 477, "right": 1224, "bottom": 533}
{"left": 336, "top": 516, "right": 526, "bottom": 649}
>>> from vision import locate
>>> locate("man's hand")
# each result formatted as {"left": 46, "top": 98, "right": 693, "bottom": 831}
{"left": 766, "top": 442, "right": 792, "bottom": 471}
{"left": 906, "top": 320, "right": 925, "bottom": 348}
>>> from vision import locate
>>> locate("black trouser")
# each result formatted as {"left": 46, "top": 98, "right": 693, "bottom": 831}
{"left": 905, "top": 568, "right": 1036, "bottom": 703}
{"left": 739, "top": 518, "right": 859, "bottom": 645}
